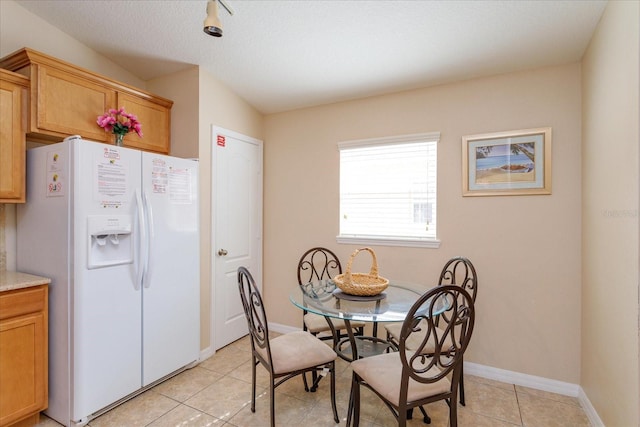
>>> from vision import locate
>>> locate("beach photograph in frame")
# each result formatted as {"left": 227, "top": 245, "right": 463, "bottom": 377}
{"left": 462, "top": 128, "right": 552, "bottom": 196}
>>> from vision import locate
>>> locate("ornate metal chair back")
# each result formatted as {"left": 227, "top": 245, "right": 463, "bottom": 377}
{"left": 398, "top": 285, "right": 475, "bottom": 388}
{"left": 297, "top": 247, "right": 342, "bottom": 285}
{"left": 438, "top": 256, "right": 478, "bottom": 302}
{"left": 237, "top": 267, "right": 271, "bottom": 359}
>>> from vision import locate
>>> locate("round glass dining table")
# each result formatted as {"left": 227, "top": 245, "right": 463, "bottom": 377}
{"left": 290, "top": 279, "right": 434, "bottom": 361}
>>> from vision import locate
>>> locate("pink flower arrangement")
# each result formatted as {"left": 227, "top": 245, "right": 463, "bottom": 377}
{"left": 97, "top": 107, "right": 143, "bottom": 138}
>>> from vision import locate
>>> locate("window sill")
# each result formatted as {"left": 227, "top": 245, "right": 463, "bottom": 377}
{"left": 336, "top": 236, "right": 441, "bottom": 249}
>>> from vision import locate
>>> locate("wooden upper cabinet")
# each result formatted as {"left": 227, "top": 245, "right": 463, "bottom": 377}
{"left": 32, "top": 64, "right": 116, "bottom": 143}
{"left": 0, "top": 48, "right": 173, "bottom": 154}
{"left": 118, "top": 92, "right": 171, "bottom": 153}
{"left": 0, "top": 69, "right": 28, "bottom": 203}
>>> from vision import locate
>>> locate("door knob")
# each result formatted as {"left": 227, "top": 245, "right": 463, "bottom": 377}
{"left": 218, "top": 249, "right": 228, "bottom": 256}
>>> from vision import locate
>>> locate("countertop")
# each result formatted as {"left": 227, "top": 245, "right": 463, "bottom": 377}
{"left": 0, "top": 271, "right": 51, "bottom": 292}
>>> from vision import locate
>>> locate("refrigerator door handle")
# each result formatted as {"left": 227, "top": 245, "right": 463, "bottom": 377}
{"left": 142, "top": 189, "right": 153, "bottom": 289}
{"left": 135, "top": 189, "right": 147, "bottom": 290}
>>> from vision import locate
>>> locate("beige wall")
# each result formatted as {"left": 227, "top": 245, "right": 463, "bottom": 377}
{"left": 264, "top": 63, "right": 583, "bottom": 383}
{"left": 147, "top": 67, "right": 200, "bottom": 159}
{"left": 581, "top": 1, "right": 640, "bottom": 426}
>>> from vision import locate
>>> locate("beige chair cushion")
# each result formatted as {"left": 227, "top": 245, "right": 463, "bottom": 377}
{"left": 256, "top": 331, "right": 337, "bottom": 374}
{"left": 384, "top": 322, "right": 403, "bottom": 341}
{"left": 385, "top": 320, "right": 452, "bottom": 353}
{"left": 304, "top": 312, "right": 366, "bottom": 333}
{"left": 351, "top": 351, "right": 450, "bottom": 407}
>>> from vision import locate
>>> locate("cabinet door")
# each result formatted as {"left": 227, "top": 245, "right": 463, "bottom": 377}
{"left": 0, "top": 72, "right": 27, "bottom": 203}
{"left": 118, "top": 92, "right": 171, "bottom": 154}
{"left": 0, "top": 287, "right": 47, "bottom": 427}
{"left": 0, "top": 49, "right": 173, "bottom": 155}
{"left": 33, "top": 64, "right": 116, "bottom": 142}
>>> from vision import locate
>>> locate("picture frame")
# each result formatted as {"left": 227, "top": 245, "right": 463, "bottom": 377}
{"left": 462, "top": 127, "right": 552, "bottom": 196}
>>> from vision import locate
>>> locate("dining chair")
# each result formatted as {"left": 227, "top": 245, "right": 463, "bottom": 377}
{"left": 348, "top": 285, "right": 476, "bottom": 427}
{"left": 237, "top": 267, "right": 339, "bottom": 427}
{"left": 385, "top": 256, "right": 477, "bottom": 406}
{"left": 298, "top": 247, "right": 365, "bottom": 390}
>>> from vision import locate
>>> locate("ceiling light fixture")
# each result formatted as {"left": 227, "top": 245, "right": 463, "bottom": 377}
{"left": 203, "top": 0, "right": 234, "bottom": 38}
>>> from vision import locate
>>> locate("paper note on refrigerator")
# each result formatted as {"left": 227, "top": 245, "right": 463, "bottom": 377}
{"left": 95, "top": 153, "right": 129, "bottom": 209}
{"left": 169, "top": 167, "right": 193, "bottom": 204}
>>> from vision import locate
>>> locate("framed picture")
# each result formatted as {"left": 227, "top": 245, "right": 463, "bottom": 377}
{"left": 462, "top": 127, "right": 551, "bottom": 196}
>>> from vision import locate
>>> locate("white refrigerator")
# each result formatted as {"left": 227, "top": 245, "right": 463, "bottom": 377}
{"left": 16, "top": 137, "right": 200, "bottom": 426}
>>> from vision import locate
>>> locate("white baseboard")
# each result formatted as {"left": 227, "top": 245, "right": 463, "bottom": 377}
{"left": 269, "top": 321, "right": 301, "bottom": 334}
{"left": 200, "top": 346, "right": 215, "bottom": 361}
{"left": 465, "top": 362, "right": 604, "bottom": 426}
{"left": 578, "top": 387, "right": 605, "bottom": 427}
{"left": 268, "top": 322, "right": 604, "bottom": 426}
{"left": 464, "top": 362, "right": 579, "bottom": 396}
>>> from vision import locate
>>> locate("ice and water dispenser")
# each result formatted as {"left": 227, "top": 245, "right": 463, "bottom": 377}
{"left": 88, "top": 215, "right": 133, "bottom": 269}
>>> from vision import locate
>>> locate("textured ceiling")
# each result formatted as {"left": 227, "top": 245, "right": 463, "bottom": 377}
{"left": 13, "top": 0, "right": 607, "bottom": 114}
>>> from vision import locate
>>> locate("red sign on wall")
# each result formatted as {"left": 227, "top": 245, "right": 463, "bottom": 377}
{"left": 217, "top": 135, "right": 226, "bottom": 147}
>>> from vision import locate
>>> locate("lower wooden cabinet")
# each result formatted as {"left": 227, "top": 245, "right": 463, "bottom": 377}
{"left": 0, "top": 285, "right": 48, "bottom": 427}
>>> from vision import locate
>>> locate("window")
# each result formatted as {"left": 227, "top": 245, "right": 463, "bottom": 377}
{"left": 337, "top": 132, "right": 440, "bottom": 248}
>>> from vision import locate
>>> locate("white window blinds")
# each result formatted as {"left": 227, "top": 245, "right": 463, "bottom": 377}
{"left": 338, "top": 133, "right": 439, "bottom": 246}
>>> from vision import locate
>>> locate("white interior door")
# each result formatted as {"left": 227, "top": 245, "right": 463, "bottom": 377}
{"left": 212, "top": 126, "right": 263, "bottom": 350}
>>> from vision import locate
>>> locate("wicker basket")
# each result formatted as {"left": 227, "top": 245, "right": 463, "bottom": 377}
{"left": 333, "top": 247, "right": 389, "bottom": 296}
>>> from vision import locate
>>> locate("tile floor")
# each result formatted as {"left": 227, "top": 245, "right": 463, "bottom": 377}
{"left": 36, "top": 334, "right": 591, "bottom": 427}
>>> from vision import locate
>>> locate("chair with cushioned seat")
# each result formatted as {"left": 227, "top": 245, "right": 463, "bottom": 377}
{"left": 237, "top": 266, "right": 339, "bottom": 427}
{"left": 298, "top": 247, "right": 365, "bottom": 390}
{"left": 385, "top": 256, "right": 477, "bottom": 407}
{"left": 348, "top": 284, "right": 476, "bottom": 427}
